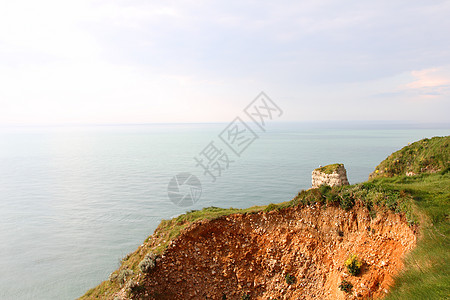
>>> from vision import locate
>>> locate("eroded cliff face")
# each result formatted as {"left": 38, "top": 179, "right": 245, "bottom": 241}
{"left": 121, "top": 203, "right": 416, "bottom": 300}
{"left": 312, "top": 164, "right": 350, "bottom": 188}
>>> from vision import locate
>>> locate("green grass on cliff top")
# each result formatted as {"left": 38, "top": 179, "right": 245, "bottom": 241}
{"left": 315, "top": 163, "right": 343, "bottom": 174}
{"left": 376, "top": 172, "right": 450, "bottom": 300}
{"left": 370, "top": 136, "right": 449, "bottom": 179}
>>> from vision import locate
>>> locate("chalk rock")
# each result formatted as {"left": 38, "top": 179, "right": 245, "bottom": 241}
{"left": 312, "top": 163, "right": 349, "bottom": 188}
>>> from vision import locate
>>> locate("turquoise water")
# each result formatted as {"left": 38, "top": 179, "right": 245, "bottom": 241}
{"left": 0, "top": 122, "right": 448, "bottom": 299}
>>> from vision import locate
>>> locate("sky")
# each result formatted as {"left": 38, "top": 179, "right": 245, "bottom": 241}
{"left": 0, "top": 0, "right": 449, "bottom": 125}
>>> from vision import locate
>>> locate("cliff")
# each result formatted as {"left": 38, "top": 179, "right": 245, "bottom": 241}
{"left": 81, "top": 136, "right": 450, "bottom": 300}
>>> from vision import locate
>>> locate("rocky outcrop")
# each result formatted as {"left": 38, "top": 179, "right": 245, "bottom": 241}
{"left": 312, "top": 163, "right": 349, "bottom": 188}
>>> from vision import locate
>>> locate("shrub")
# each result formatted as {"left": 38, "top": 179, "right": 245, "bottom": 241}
{"left": 125, "top": 279, "right": 138, "bottom": 290}
{"left": 345, "top": 254, "right": 362, "bottom": 276}
{"left": 318, "top": 184, "right": 331, "bottom": 196}
{"left": 339, "top": 192, "right": 355, "bottom": 210}
{"left": 126, "top": 279, "right": 144, "bottom": 295}
{"left": 139, "top": 253, "right": 157, "bottom": 273}
{"left": 121, "top": 252, "right": 131, "bottom": 263}
{"left": 440, "top": 166, "right": 450, "bottom": 175}
{"left": 117, "top": 269, "right": 133, "bottom": 285}
{"left": 109, "top": 272, "right": 118, "bottom": 282}
{"left": 339, "top": 279, "right": 353, "bottom": 293}
{"left": 241, "top": 293, "right": 250, "bottom": 300}
{"left": 285, "top": 273, "right": 296, "bottom": 285}
{"left": 326, "top": 188, "right": 340, "bottom": 205}
{"left": 264, "top": 203, "right": 278, "bottom": 212}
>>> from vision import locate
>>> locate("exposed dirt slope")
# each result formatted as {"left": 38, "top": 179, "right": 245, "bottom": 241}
{"left": 124, "top": 203, "right": 416, "bottom": 299}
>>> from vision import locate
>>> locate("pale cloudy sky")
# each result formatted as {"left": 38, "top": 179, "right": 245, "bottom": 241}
{"left": 0, "top": 0, "right": 449, "bottom": 125}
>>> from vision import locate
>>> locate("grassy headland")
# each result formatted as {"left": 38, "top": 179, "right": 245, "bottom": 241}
{"left": 370, "top": 136, "right": 449, "bottom": 179}
{"left": 80, "top": 136, "right": 449, "bottom": 299}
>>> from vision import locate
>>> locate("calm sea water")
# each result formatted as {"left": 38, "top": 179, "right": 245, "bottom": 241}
{"left": 0, "top": 122, "right": 448, "bottom": 299}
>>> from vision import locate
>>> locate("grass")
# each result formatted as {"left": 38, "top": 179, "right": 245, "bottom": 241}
{"left": 370, "top": 136, "right": 449, "bottom": 179}
{"left": 294, "top": 180, "right": 418, "bottom": 224}
{"left": 370, "top": 172, "right": 450, "bottom": 299}
{"left": 315, "top": 163, "right": 344, "bottom": 174}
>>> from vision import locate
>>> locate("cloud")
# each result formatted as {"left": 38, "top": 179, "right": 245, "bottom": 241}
{"left": 408, "top": 68, "right": 450, "bottom": 87}
{"left": 371, "top": 66, "right": 450, "bottom": 102}
{"left": 1, "top": 0, "right": 450, "bottom": 124}
{"left": 404, "top": 67, "right": 450, "bottom": 97}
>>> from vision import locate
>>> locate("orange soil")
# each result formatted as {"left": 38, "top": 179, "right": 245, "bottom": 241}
{"left": 122, "top": 203, "right": 416, "bottom": 299}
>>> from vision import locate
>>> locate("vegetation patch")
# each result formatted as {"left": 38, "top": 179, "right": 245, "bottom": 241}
{"left": 294, "top": 181, "right": 416, "bottom": 224}
{"left": 339, "top": 279, "right": 353, "bottom": 293}
{"left": 377, "top": 173, "right": 450, "bottom": 299}
{"left": 370, "top": 136, "right": 449, "bottom": 179}
{"left": 117, "top": 269, "right": 133, "bottom": 285}
{"left": 285, "top": 273, "right": 296, "bottom": 285}
{"left": 264, "top": 203, "right": 279, "bottom": 212}
{"left": 345, "top": 254, "right": 362, "bottom": 276}
{"left": 315, "top": 163, "right": 343, "bottom": 174}
{"left": 139, "top": 253, "right": 156, "bottom": 273}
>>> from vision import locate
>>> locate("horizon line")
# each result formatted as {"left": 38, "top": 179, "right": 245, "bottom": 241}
{"left": 1, "top": 120, "right": 450, "bottom": 128}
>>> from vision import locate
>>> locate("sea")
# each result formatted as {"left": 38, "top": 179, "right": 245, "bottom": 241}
{"left": 0, "top": 121, "right": 448, "bottom": 299}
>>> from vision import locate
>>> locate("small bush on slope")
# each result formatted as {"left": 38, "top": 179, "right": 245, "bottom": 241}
{"left": 345, "top": 254, "right": 362, "bottom": 276}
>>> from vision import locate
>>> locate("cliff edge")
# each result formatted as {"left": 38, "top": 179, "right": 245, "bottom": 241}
{"left": 81, "top": 136, "right": 450, "bottom": 300}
